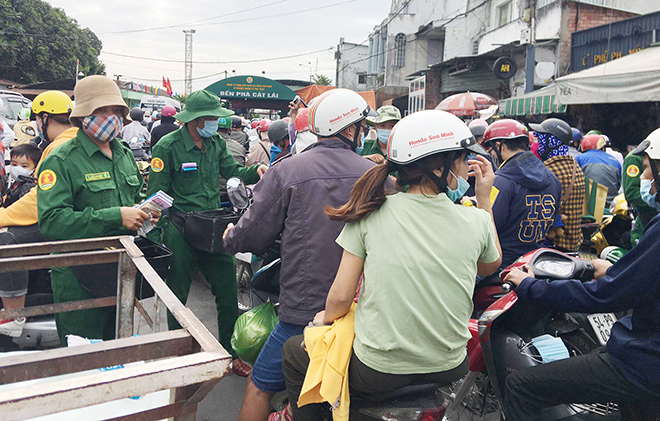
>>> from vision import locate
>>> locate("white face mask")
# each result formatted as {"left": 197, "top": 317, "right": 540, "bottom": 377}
{"left": 9, "top": 165, "right": 33, "bottom": 181}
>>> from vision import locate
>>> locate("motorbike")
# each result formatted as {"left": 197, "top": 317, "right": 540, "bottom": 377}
{"left": 0, "top": 271, "right": 59, "bottom": 352}
{"left": 344, "top": 249, "right": 621, "bottom": 421}
{"left": 227, "top": 177, "right": 281, "bottom": 314}
{"left": 474, "top": 248, "right": 621, "bottom": 420}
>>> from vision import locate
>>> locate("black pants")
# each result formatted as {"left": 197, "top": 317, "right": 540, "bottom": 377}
{"left": 0, "top": 225, "right": 46, "bottom": 298}
{"left": 504, "top": 347, "right": 660, "bottom": 421}
{"left": 282, "top": 334, "right": 469, "bottom": 421}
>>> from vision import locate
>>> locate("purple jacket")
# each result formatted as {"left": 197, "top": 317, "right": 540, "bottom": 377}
{"left": 224, "top": 138, "right": 376, "bottom": 325}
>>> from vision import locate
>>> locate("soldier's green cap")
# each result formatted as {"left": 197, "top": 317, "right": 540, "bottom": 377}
{"left": 175, "top": 90, "right": 234, "bottom": 123}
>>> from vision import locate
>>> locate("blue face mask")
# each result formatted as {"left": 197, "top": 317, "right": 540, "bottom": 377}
{"left": 446, "top": 170, "right": 470, "bottom": 202}
{"left": 531, "top": 334, "right": 570, "bottom": 364}
{"left": 640, "top": 179, "right": 660, "bottom": 210}
{"left": 197, "top": 119, "right": 219, "bottom": 138}
{"left": 355, "top": 146, "right": 364, "bottom": 155}
{"left": 377, "top": 129, "right": 391, "bottom": 145}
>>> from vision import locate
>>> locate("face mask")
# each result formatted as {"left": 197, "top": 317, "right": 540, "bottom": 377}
{"left": 35, "top": 118, "right": 45, "bottom": 141}
{"left": 531, "top": 334, "right": 570, "bottom": 364}
{"left": 446, "top": 170, "right": 470, "bottom": 202}
{"left": 197, "top": 119, "right": 219, "bottom": 138}
{"left": 377, "top": 129, "right": 391, "bottom": 145}
{"left": 9, "top": 165, "right": 33, "bottom": 181}
{"left": 82, "top": 115, "right": 122, "bottom": 143}
{"left": 640, "top": 179, "right": 660, "bottom": 210}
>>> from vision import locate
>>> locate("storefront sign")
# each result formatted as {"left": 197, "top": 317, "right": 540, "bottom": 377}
{"left": 493, "top": 57, "right": 517, "bottom": 80}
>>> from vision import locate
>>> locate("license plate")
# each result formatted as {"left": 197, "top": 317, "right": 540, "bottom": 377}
{"left": 587, "top": 313, "right": 617, "bottom": 346}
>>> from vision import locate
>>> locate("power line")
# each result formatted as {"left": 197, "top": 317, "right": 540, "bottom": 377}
{"left": 98, "top": 0, "right": 287, "bottom": 35}
{"left": 98, "top": 0, "right": 355, "bottom": 36}
{"left": 100, "top": 47, "right": 333, "bottom": 64}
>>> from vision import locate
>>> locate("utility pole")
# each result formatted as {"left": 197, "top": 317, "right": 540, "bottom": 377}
{"left": 183, "top": 29, "right": 196, "bottom": 96}
{"left": 524, "top": 0, "right": 537, "bottom": 94}
{"left": 334, "top": 38, "right": 343, "bottom": 88}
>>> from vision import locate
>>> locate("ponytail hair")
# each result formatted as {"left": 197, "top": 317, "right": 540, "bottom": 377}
{"left": 325, "top": 161, "right": 395, "bottom": 222}
{"left": 326, "top": 151, "right": 464, "bottom": 223}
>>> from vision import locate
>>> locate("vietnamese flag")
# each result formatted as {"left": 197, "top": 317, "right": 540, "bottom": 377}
{"left": 166, "top": 78, "right": 173, "bottom": 96}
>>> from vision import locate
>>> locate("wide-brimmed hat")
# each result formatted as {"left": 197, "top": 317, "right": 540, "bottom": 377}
{"left": 175, "top": 90, "right": 234, "bottom": 123}
{"left": 366, "top": 105, "right": 401, "bottom": 125}
{"left": 70, "top": 75, "right": 129, "bottom": 127}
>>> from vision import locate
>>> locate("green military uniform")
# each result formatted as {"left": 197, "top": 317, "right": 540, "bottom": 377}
{"left": 360, "top": 137, "right": 386, "bottom": 157}
{"left": 37, "top": 131, "right": 143, "bottom": 344}
{"left": 147, "top": 125, "right": 259, "bottom": 357}
{"left": 622, "top": 152, "right": 657, "bottom": 245}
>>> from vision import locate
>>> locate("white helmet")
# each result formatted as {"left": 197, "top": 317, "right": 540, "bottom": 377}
{"left": 632, "top": 127, "right": 660, "bottom": 160}
{"left": 308, "top": 89, "right": 373, "bottom": 138}
{"left": 387, "top": 110, "right": 486, "bottom": 165}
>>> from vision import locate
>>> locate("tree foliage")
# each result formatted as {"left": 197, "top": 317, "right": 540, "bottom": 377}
{"left": 312, "top": 74, "right": 332, "bottom": 86}
{"left": 0, "top": 0, "right": 105, "bottom": 84}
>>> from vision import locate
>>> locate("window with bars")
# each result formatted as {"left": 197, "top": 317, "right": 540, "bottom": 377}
{"left": 395, "top": 33, "right": 406, "bottom": 67}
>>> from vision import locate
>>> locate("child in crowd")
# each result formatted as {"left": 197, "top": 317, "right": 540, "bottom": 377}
{"left": 5, "top": 144, "right": 41, "bottom": 207}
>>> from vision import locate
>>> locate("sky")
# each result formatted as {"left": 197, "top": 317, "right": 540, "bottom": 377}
{"left": 45, "top": 0, "right": 393, "bottom": 93}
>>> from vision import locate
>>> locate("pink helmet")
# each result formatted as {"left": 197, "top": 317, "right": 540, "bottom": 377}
{"left": 258, "top": 119, "right": 272, "bottom": 132}
{"left": 161, "top": 105, "right": 177, "bottom": 117}
{"left": 294, "top": 108, "right": 310, "bottom": 133}
{"left": 468, "top": 119, "right": 489, "bottom": 128}
{"left": 251, "top": 120, "right": 260, "bottom": 129}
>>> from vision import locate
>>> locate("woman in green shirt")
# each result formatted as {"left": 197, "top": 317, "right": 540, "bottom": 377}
{"left": 280, "top": 110, "right": 502, "bottom": 420}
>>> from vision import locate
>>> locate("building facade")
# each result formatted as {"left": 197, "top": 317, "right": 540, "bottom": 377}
{"left": 336, "top": 38, "right": 370, "bottom": 91}
{"left": 355, "top": 0, "right": 658, "bottom": 115}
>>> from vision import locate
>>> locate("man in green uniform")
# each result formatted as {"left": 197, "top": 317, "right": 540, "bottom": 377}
{"left": 37, "top": 75, "right": 153, "bottom": 344}
{"left": 622, "top": 150, "right": 658, "bottom": 245}
{"left": 146, "top": 90, "right": 266, "bottom": 373}
{"left": 360, "top": 105, "right": 401, "bottom": 163}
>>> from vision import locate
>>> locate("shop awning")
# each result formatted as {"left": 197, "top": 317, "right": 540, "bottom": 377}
{"left": 498, "top": 84, "right": 566, "bottom": 116}
{"left": 556, "top": 45, "right": 660, "bottom": 105}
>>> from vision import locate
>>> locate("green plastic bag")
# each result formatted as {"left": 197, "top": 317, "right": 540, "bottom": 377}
{"left": 231, "top": 302, "right": 278, "bottom": 367}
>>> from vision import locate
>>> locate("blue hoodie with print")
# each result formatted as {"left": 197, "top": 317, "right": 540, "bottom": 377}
{"left": 492, "top": 151, "right": 562, "bottom": 269}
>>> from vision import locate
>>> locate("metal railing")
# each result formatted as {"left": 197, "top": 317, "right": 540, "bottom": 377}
{"left": 0, "top": 236, "right": 231, "bottom": 420}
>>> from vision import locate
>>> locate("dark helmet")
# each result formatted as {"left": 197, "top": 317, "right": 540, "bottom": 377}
{"left": 129, "top": 107, "right": 144, "bottom": 122}
{"left": 469, "top": 124, "right": 487, "bottom": 138}
{"left": 571, "top": 127, "right": 583, "bottom": 144}
{"left": 268, "top": 119, "right": 289, "bottom": 145}
{"left": 231, "top": 115, "right": 242, "bottom": 128}
{"left": 528, "top": 118, "right": 572, "bottom": 145}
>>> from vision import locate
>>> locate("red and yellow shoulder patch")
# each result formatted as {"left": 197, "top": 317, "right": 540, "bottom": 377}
{"left": 38, "top": 170, "right": 57, "bottom": 191}
{"left": 626, "top": 164, "right": 640, "bottom": 178}
{"left": 151, "top": 157, "right": 164, "bottom": 173}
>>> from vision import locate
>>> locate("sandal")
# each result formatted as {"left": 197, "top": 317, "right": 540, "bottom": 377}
{"left": 232, "top": 358, "right": 252, "bottom": 377}
{"left": 268, "top": 404, "right": 293, "bottom": 421}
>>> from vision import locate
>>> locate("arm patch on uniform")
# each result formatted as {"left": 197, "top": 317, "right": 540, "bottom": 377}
{"left": 38, "top": 170, "right": 57, "bottom": 191}
{"left": 151, "top": 157, "right": 164, "bottom": 172}
{"left": 626, "top": 164, "right": 640, "bottom": 178}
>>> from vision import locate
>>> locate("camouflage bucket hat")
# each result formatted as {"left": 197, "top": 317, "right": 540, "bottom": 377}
{"left": 366, "top": 105, "right": 401, "bottom": 125}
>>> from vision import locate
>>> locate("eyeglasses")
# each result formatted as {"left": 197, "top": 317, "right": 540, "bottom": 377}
{"left": 465, "top": 153, "right": 476, "bottom": 163}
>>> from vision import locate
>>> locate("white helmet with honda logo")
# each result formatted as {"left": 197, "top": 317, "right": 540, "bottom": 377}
{"left": 387, "top": 110, "right": 486, "bottom": 165}
{"left": 308, "top": 89, "right": 374, "bottom": 149}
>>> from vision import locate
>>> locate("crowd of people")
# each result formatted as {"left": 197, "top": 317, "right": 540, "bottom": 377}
{"left": 0, "top": 77, "right": 657, "bottom": 420}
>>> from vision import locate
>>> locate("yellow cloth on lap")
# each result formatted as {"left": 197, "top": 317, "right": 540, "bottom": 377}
{"left": 298, "top": 303, "right": 356, "bottom": 421}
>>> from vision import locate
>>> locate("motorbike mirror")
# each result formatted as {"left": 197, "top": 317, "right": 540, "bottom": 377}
{"left": 227, "top": 177, "right": 250, "bottom": 210}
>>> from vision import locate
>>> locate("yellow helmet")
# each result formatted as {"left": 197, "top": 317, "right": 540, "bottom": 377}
{"left": 32, "top": 91, "right": 73, "bottom": 115}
